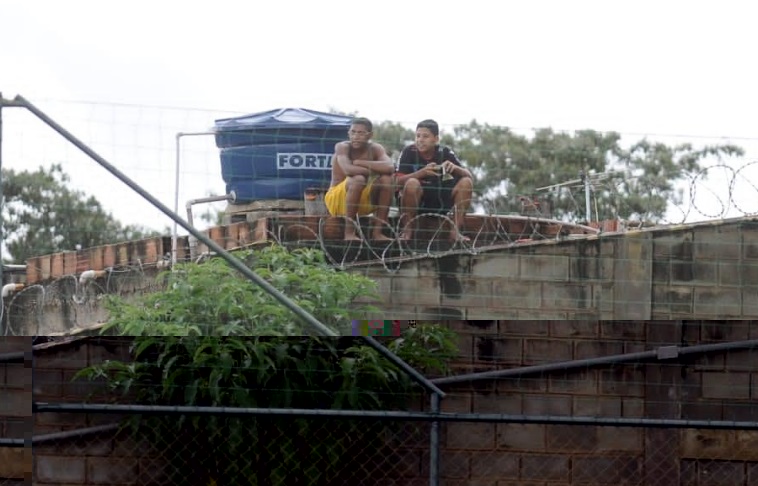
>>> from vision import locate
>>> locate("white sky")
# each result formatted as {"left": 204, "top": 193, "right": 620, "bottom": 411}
{"left": 2, "top": 0, "right": 757, "bottom": 236}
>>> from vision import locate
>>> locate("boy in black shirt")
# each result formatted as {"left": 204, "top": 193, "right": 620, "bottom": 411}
{"left": 395, "top": 119, "right": 474, "bottom": 241}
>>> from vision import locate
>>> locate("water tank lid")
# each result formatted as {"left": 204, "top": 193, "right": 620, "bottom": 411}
{"left": 214, "top": 108, "right": 354, "bottom": 132}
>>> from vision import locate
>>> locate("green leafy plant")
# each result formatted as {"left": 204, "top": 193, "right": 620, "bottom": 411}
{"left": 77, "top": 326, "right": 456, "bottom": 485}
{"left": 101, "top": 244, "right": 381, "bottom": 336}
{"left": 76, "top": 245, "right": 458, "bottom": 485}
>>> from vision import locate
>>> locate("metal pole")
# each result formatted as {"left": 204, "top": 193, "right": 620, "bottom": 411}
{"left": 429, "top": 394, "right": 440, "bottom": 486}
{"left": 172, "top": 133, "right": 180, "bottom": 266}
{"left": 32, "top": 423, "right": 120, "bottom": 444}
{"left": 583, "top": 170, "right": 591, "bottom": 223}
{"left": 32, "top": 402, "right": 758, "bottom": 430}
{"left": 431, "top": 339, "right": 758, "bottom": 387}
{"left": 1, "top": 91, "right": 4, "bottom": 289}
{"left": 14, "top": 95, "right": 336, "bottom": 338}
{"left": 173, "top": 131, "right": 217, "bottom": 266}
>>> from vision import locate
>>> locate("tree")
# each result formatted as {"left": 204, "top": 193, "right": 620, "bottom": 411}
{"left": 77, "top": 244, "right": 458, "bottom": 484}
{"left": 444, "top": 123, "right": 745, "bottom": 223}
{"left": 1, "top": 164, "right": 159, "bottom": 263}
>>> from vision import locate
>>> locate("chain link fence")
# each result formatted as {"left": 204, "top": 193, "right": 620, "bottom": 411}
{"left": 29, "top": 404, "right": 758, "bottom": 486}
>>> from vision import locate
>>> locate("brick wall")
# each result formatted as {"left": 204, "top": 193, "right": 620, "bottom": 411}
{"left": 0, "top": 337, "right": 32, "bottom": 484}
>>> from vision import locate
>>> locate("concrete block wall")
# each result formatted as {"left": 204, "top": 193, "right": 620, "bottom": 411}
{"left": 397, "top": 319, "right": 758, "bottom": 485}
{"left": 352, "top": 217, "right": 758, "bottom": 321}
{"left": 31, "top": 338, "right": 172, "bottom": 486}
{"left": 17, "top": 324, "right": 758, "bottom": 485}
{"left": 0, "top": 337, "right": 32, "bottom": 484}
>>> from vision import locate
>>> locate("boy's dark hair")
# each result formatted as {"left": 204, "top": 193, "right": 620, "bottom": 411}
{"left": 351, "top": 117, "right": 373, "bottom": 132}
{"left": 416, "top": 119, "right": 439, "bottom": 136}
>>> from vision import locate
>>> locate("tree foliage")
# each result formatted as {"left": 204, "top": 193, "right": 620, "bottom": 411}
{"left": 443, "top": 123, "right": 745, "bottom": 222}
{"left": 1, "top": 164, "right": 158, "bottom": 262}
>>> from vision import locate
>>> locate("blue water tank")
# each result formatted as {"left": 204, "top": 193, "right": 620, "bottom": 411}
{"left": 214, "top": 108, "right": 352, "bottom": 203}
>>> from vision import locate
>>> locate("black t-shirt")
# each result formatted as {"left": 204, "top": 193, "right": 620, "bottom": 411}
{"left": 397, "top": 144, "right": 463, "bottom": 211}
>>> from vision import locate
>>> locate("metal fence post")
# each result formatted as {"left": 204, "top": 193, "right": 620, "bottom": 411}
{"left": 429, "top": 393, "right": 440, "bottom": 486}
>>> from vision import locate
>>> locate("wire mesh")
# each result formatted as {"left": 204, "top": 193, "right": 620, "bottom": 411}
{"left": 32, "top": 415, "right": 428, "bottom": 486}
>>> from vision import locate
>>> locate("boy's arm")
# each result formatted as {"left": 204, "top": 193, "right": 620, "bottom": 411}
{"left": 353, "top": 144, "right": 394, "bottom": 175}
{"left": 335, "top": 142, "right": 370, "bottom": 177}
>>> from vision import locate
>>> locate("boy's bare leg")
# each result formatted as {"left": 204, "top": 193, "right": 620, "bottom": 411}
{"left": 449, "top": 176, "right": 473, "bottom": 242}
{"left": 369, "top": 175, "right": 394, "bottom": 241}
{"left": 344, "top": 175, "right": 367, "bottom": 241}
{"left": 399, "top": 179, "right": 422, "bottom": 240}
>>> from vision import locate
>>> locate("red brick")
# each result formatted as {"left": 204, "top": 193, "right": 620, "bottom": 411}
{"left": 88, "top": 246, "right": 104, "bottom": 271}
{"left": 39, "top": 255, "right": 52, "bottom": 281}
{"left": 51, "top": 253, "right": 64, "bottom": 279}
{"left": 63, "top": 251, "right": 77, "bottom": 275}
{"left": 26, "top": 256, "right": 41, "bottom": 283}
{"left": 75, "top": 250, "right": 89, "bottom": 273}
{"left": 103, "top": 245, "right": 116, "bottom": 268}
{"left": 117, "top": 244, "right": 129, "bottom": 266}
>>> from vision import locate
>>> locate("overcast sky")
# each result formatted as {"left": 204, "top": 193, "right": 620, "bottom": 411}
{"left": 3, "top": 0, "right": 757, "bottom": 233}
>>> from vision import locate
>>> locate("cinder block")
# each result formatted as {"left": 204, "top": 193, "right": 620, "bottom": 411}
{"left": 572, "top": 456, "right": 642, "bottom": 483}
{"left": 491, "top": 281, "right": 541, "bottom": 311}
{"left": 392, "top": 276, "right": 439, "bottom": 306}
{"left": 496, "top": 424, "right": 545, "bottom": 452}
{"left": 695, "top": 226, "right": 741, "bottom": 261}
{"left": 469, "top": 450, "right": 519, "bottom": 479}
{"left": 693, "top": 288, "right": 742, "bottom": 317}
{"left": 446, "top": 423, "right": 496, "bottom": 450}
{"left": 541, "top": 282, "right": 594, "bottom": 310}
{"left": 701, "top": 371, "right": 750, "bottom": 399}
{"left": 35, "top": 455, "right": 86, "bottom": 483}
{"left": 440, "top": 277, "right": 491, "bottom": 311}
{"left": 523, "top": 338, "right": 572, "bottom": 364}
{"left": 520, "top": 254, "right": 570, "bottom": 281}
{"left": 520, "top": 454, "right": 569, "bottom": 481}
{"left": 471, "top": 254, "right": 519, "bottom": 278}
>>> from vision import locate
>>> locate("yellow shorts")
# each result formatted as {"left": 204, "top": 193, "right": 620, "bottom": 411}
{"left": 324, "top": 177, "right": 376, "bottom": 216}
